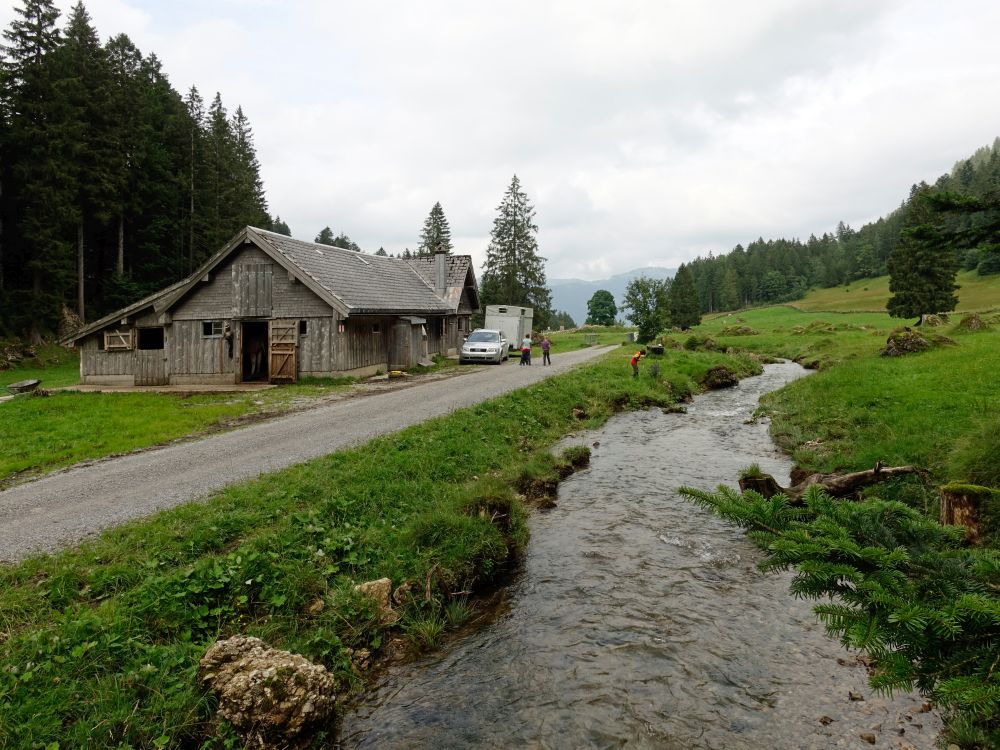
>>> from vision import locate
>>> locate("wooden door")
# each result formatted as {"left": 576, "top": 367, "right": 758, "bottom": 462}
{"left": 269, "top": 319, "right": 298, "bottom": 383}
{"left": 134, "top": 350, "right": 168, "bottom": 385}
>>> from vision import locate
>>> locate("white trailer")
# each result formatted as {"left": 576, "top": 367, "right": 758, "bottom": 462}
{"left": 484, "top": 305, "right": 534, "bottom": 352}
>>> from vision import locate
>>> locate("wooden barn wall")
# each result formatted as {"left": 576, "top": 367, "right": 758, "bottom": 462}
{"left": 341, "top": 316, "right": 388, "bottom": 370}
{"left": 79, "top": 335, "right": 133, "bottom": 376}
{"left": 233, "top": 264, "right": 273, "bottom": 318}
{"left": 425, "top": 317, "right": 443, "bottom": 356}
{"left": 458, "top": 285, "right": 477, "bottom": 315}
{"left": 169, "top": 320, "right": 234, "bottom": 375}
{"left": 298, "top": 318, "right": 335, "bottom": 374}
{"left": 172, "top": 246, "right": 332, "bottom": 323}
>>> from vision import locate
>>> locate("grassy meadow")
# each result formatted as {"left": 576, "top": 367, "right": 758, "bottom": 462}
{"left": 790, "top": 269, "right": 1000, "bottom": 313}
{"left": 0, "top": 380, "right": 363, "bottom": 486}
{"left": 0, "top": 346, "right": 759, "bottom": 749}
{"left": 678, "top": 304, "right": 1000, "bottom": 514}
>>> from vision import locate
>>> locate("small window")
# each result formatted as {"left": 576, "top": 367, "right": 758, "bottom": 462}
{"left": 137, "top": 327, "right": 164, "bottom": 350}
{"left": 299, "top": 320, "right": 308, "bottom": 336}
{"left": 372, "top": 323, "right": 381, "bottom": 334}
{"left": 97, "top": 335, "right": 105, "bottom": 351}
{"left": 104, "top": 329, "right": 134, "bottom": 351}
{"left": 202, "top": 320, "right": 223, "bottom": 337}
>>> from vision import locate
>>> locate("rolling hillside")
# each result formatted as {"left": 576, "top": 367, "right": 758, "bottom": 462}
{"left": 791, "top": 271, "right": 1000, "bottom": 313}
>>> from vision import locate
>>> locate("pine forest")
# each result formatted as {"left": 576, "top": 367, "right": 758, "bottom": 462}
{"left": 0, "top": 0, "right": 272, "bottom": 342}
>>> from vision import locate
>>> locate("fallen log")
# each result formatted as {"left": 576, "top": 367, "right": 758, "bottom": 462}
{"left": 739, "top": 461, "right": 921, "bottom": 503}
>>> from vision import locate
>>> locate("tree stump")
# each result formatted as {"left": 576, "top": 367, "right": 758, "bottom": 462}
{"left": 939, "top": 483, "right": 1000, "bottom": 544}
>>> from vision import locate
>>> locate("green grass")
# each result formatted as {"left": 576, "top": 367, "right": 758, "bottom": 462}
{"left": 791, "top": 269, "right": 1000, "bottom": 313}
{"left": 0, "top": 379, "right": 359, "bottom": 485}
{"left": 0, "top": 346, "right": 758, "bottom": 749}
{"left": 547, "top": 325, "right": 635, "bottom": 350}
{"left": 0, "top": 343, "right": 80, "bottom": 389}
{"left": 682, "top": 305, "right": 1000, "bottom": 496}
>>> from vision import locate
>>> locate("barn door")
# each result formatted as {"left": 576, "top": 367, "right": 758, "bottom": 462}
{"left": 269, "top": 319, "right": 298, "bottom": 383}
{"left": 134, "top": 351, "right": 167, "bottom": 386}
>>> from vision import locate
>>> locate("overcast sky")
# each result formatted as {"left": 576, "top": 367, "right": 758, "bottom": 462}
{"left": 5, "top": 0, "right": 1000, "bottom": 281}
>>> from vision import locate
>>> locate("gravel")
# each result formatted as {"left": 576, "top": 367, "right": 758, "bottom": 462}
{"left": 0, "top": 346, "right": 615, "bottom": 562}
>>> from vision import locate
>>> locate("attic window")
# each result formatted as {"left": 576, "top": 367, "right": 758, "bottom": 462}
{"left": 372, "top": 323, "right": 381, "bottom": 334}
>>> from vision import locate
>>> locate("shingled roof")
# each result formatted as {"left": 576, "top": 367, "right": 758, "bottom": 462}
{"left": 248, "top": 228, "right": 453, "bottom": 314}
{"left": 404, "top": 254, "right": 479, "bottom": 311}
{"left": 64, "top": 227, "right": 473, "bottom": 344}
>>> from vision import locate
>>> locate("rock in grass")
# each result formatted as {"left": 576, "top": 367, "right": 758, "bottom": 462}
{"left": 199, "top": 635, "right": 337, "bottom": 749}
{"left": 880, "top": 328, "right": 930, "bottom": 357}
{"left": 354, "top": 577, "right": 400, "bottom": 624}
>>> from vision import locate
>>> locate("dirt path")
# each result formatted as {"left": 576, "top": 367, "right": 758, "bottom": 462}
{"left": 0, "top": 346, "right": 615, "bottom": 562}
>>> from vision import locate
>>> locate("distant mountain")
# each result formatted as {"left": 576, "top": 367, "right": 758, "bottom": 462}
{"left": 549, "top": 267, "right": 675, "bottom": 326}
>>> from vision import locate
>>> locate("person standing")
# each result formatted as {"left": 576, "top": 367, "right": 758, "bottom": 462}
{"left": 541, "top": 335, "right": 551, "bottom": 365}
{"left": 630, "top": 349, "right": 645, "bottom": 378}
{"left": 521, "top": 334, "right": 533, "bottom": 366}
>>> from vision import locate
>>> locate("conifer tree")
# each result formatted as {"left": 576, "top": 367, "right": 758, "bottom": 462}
{"left": 60, "top": 1, "right": 117, "bottom": 319}
{"left": 668, "top": 263, "right": 701, "bottom": 329}
{"left": 480, "top": 175, "right": 552, "bottom": 328}
{"left": 887, "top": 184, "right": 959, "bottom": 323}
{"left": 230, "top": 105, "right": 269, "bottom": 229}
{"left": 1, "top": 0, "right": 73, "bottom": 338}
{"left": 417, "top": 201, "right": 453, "bottom": 255}
{"left": 271, "top": 216, "right": 291, "bottom": 236}
{"left": 315, "top": 226, "right": 335, "bottom": 245}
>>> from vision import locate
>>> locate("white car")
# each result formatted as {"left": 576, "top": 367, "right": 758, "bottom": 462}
{"left": 460, "top": 329, "right": 509, "bottom": 364}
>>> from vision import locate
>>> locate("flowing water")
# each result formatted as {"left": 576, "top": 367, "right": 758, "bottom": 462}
{"left": 337, "top": 362, "right": 941, "bottom": 749}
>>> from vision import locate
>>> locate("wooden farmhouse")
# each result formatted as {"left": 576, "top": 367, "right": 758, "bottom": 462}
{"left": 66, "top": 226, "right": 480, "bottom": 385}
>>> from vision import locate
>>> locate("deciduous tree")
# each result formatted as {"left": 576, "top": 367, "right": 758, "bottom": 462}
{"left": 621, "top": 275, "right": 669, "bottom": 343}
{"left": 585, "top": 289, "right": 617, "bottom": 326}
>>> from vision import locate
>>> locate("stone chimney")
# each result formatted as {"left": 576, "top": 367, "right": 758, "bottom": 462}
{"left": 434, "top": 245, "right": 447, "bottom": 296}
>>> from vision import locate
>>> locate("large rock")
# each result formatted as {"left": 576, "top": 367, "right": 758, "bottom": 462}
{"left": 354, "top": 577, "right": 400, "bottom": 624}
{"left": 701, "top": 365, "right": 739, "bottom": 389}
{"left": 880, "top": 328, "right": 930, "bottom": 357}
{"left": 199, "top": 635, "right": 337, "bottom": 749}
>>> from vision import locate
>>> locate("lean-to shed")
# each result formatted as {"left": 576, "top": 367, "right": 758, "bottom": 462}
{"left": 65, "top": 227, "right": 480, "bottom": 385}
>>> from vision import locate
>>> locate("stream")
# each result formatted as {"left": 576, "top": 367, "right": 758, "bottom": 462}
{"left": 336, "top": 362, "right": 941, "bottom": 749}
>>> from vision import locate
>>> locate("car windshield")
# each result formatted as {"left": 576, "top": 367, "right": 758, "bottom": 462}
{"left": 467, "top": 331, "right": 499, "bottom": 343}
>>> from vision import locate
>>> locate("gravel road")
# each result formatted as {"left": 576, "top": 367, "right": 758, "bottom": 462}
{"left": 0, "top": 345, "right": 615, "bottom": 562}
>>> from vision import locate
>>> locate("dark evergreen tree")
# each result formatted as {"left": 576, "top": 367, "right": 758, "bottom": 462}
{"left": 0, "top": 2, "right": 272, "bottom": 335}
{"left": 314, "top": 226, "right": 335, "bottom": 245}
{"left": 374, "top": 246, "right": 388, "bottom": 256}
{"left": 668, "top": 264, "right": 701, "bottom": 329}
{"left": 621, "top": 275, "right": 669, "bottom": 343}
{"left": 417, "top": 201, "right": 453, "bottom": 255}
{"left": 551, "top": 309, "right": 576, "bottom": 329}
{"left": 480, "top": 175, "right": 552, "bottom": 328}
{"left": 229, "top": 105, "right": 269, "bottom": 229}
{"left": 1, "top": 0, "right": 73, "bottom": 339}
{"left": 59, "top": 1, "right": 117, "bottom": 319}
{"left": 331, "top": 232, "right": 361, "bottom": 252}
{"left": 271, "top": 216, "right": 291, "bottom": 235}
{"left": 887, "top": 184, "right": 959, "bottom": 323}
{"left": 585, "top": 289, "right": 617, "bottom": 326}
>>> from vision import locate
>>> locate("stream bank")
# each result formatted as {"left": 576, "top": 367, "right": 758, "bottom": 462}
{"left": 337, "top": 362, "right": 941, "bottom": 749}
